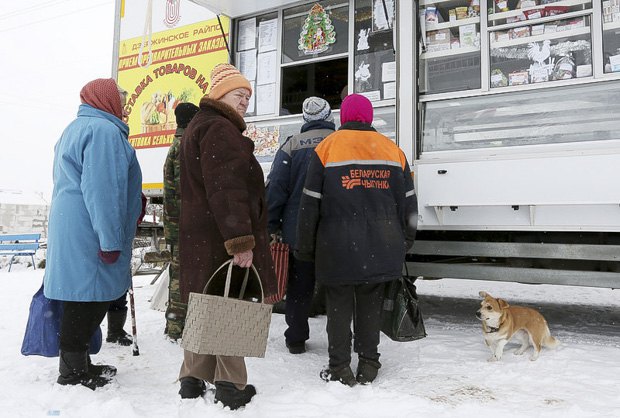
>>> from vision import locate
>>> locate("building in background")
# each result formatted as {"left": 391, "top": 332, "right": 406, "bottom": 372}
{"left": 0, "top": 189, "right": 50, "bottom": 237}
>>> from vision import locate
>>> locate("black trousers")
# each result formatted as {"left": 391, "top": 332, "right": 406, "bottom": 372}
{"left": 324, "top": 282, "right": 385, "bottom": 369}
{"left": 284, "top": 257, "right": 316, "bottom": 345}
{"left": 60, "top": 301, "right": 110, "bottom": 352}
{"left": 108, "top": 292, "right": 128, "bottom": 312}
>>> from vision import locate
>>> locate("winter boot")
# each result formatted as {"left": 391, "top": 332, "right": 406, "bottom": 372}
{"left": 106, "top": 310, "right": 132, "bottom": 346}
{"left": 319, "top": 365, "right": 358, "bottom": 387}
{"left": 356, "top": 357, "right": 381, "bottom": 385}
{"left": 178, "top": 377, "right": 207, "bottom": 399}
{"left": 214, "top": 381, "right": 256, "bottom": 410}
{"left": 57, "top": 351, "right": 111, "bottom": 390}
{"left": 88, "top": 355, "right": 117, "bottom": 377}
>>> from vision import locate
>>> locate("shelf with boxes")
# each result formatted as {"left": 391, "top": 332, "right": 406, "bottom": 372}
{"left": 419, "top": 0, "right": 483, "bottom": 94}
{"left": 489, "top": 0, "right": 592, "bottom": 24}
{"left": 420, "top": 0, "right": 482, "bottom": 54}
{"left": 490, "top": 22, "right": 590, "bottom": 47}
{"left": 602, "top": 0, "right": 620, "bottom": 73}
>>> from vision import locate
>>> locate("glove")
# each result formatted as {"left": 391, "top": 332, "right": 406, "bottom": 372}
{"left": 98, "top": 250, "right": 121, "bottom": 264}
{"left": 138, "top": 193, "right": 147, "bottom": 226}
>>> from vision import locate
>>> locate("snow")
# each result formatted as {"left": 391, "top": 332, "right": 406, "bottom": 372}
{"left": 1, "top": 264, "right": 619, "bottom": 418}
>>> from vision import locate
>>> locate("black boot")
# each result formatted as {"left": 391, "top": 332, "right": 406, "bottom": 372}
{"left": 57, "top": 351, "right": 111, "bottom": 390}
{"left": 178, "top": 377, "right": 206, "bottom": 399}
{"left": 88, "top": 355, "right": 117, "bottom": 377}
{"left": 356, "top": 357, "right": 381, "bottom": 385}
{"left": 106, "top": 310, "right": 132, "bottom": 346}
{"left": 214, "top": 381, "right": 256, "bottom": 410}
{"left": 319, "top": 365, "right": 357, "bottom": 387}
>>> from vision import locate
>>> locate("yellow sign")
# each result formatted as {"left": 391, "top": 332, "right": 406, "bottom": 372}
{"left": 118, "top": 17, "right": 230, "bottom": 149}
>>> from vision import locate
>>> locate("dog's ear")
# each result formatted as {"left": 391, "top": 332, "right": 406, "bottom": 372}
{"left": 497, "top": 298, "right": 510, "bottom": 309}
{"left": 479, "top": 291, "right": 489, "bottom": 298}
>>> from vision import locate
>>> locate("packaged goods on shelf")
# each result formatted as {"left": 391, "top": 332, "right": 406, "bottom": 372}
{"left": 531, "top": 24, "right": 545, "bottom": 36}
{"left": 425, "top": 6, "right": 439, "bottom": 25}
{"left": 459, "top": 24, "right": 478, "bottom": 47}
{"left": 494, "top": 30, "right": 510, "bottom": 42}
{"left": 576, "top": 64, "right": 592, "bottom": 78}
{"left": 566, "top": 17, "right": 586, "bottom": 30}
{"left": 552, "top": 56, "right": 575, "bottom": 79}
{"left": 426, "top": 29, "right": 451, "bottom": 52}
{"left": 507, "top": 15, "right": 526, "bottom": 23}
{"left": 543, "top": 6, "right": 569, "bottom": 17}
{"left": 456, "top": 6, "right": 469, "bottom": 19}
{"left": 451, "top": 37, "right": 461, "bottom": 49}
{"left": 517, "top": 0, "right": 537, "bottom": 8}
{"left": 509, "top": 70, "right": 530, "bottom": 85}
{"left": 544, "top": 23, "right": 557, "bottom": 33}
{"left": 609, "top": 54, "right": 620, "bottom": 72}
{"left": 490, "top": 68, "right": 508, "bottom": 87}
{"left": 523, "top": 9, "right": 543, "bottom": 19}
{"left": 509, "top": 26, "right": 531, "bottom": 39}
{"left": 449, "top": 9, "right": 457, "bottom": 22}
{"left": 530, "top": 67, "right": 550, "bottom": 83}
{"left": 495, "top": 0, "right": 509, "bottom": 12}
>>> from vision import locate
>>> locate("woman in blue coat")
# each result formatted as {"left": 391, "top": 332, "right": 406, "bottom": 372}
{"left": 44, "top": 78, "right": 142, "bottom": 390}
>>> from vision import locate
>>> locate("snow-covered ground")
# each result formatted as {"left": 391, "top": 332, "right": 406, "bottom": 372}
{"left": 1, "top": 262, "right": 619, "bottom": 418}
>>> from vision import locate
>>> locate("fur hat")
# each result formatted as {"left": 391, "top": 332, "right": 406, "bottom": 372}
{"left": 208, "top": 63, "right": 252, "bottom": 100}
{"left": 340, "top": 94, "right": 373, "bottom": 125}
{"left": 80, "top": 78, "right": 124, "bottom": 120}
{"left": 302, "top": 97, "right": 332, "bottom": 123}
{"left": 174, "top": 102, "right": 199, "bottom": 128}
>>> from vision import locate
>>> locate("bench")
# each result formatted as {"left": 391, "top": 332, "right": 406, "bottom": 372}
{"left": 0, "top": 233, "right": 41, "bottom": 272}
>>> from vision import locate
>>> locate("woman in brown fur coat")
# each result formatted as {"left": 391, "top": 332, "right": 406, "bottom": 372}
{"left": 177, "top": 63, "right": 277, "bottom": 410}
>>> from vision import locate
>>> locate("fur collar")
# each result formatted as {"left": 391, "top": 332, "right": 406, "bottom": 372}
{"left": 199, "top": 97, "right": 247, "bottom": 132}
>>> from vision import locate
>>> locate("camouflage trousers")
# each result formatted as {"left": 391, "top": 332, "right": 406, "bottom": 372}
{"left": 165, "top": 245, "right": 187, "bottom": 340}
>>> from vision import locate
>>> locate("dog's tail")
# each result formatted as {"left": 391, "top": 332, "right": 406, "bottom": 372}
{"left": 543, "top": 335, "right": 560, "bottom": 349}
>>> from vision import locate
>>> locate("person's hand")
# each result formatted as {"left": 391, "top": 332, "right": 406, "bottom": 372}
{"left": 233, "top": 249, "right": 253, "bottom": 268}
{"left": 137, "top": 193, "right": 147, "bottom": 226}
{"left": 98, "top": 250, "right": 121, "bottom": 264}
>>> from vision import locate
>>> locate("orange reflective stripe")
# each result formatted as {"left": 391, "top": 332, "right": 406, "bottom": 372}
{"left": 315, "top": 130, "right": 406, "bottom": 169}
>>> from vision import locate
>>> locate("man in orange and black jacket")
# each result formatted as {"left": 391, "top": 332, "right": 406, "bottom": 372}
{"left": 295, "top": 94, "right": 417, "bottom": 387}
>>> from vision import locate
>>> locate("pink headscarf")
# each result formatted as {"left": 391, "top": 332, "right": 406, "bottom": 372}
{"left": 340, "top": 94, "right": 373, "bottom": 125}
{"left": 80, "top": 78, "right": 123, "bottom": 120}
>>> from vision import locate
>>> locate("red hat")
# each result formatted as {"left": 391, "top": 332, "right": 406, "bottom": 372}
{"left": 340, "top": 94, "right": 373, "bottom": 125}
{"left": 80, "top": 78, "right": 123, "bottom": 120}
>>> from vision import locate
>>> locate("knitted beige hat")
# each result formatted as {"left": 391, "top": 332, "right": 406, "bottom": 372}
{"left": 208, "top": 63, "right": 252, "bottom": 100}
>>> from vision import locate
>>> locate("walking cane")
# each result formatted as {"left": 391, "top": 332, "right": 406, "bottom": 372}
{"left": 128, "top": 279, "right": 140, "bottom": 356}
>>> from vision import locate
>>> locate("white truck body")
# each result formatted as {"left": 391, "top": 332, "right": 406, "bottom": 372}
{"left": 114, "top": 0, "right": 620, "bottom": 288}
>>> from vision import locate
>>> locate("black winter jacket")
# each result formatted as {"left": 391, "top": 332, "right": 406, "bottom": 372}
{"left": 295, "top": 122, "right": 417, "bottom": 285}
{"left": 265, "top": 119, "right": 335, "bottom": 248}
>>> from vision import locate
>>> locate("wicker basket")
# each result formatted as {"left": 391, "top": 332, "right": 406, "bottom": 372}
{"left": 181, "top": 260, "right": 272, "bottom": 357}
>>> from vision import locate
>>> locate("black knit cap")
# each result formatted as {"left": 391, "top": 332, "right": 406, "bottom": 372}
{"left": 174, "top": 102, "right": 199, "bottom": 128}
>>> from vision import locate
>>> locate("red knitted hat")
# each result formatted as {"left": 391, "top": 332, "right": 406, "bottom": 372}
{"left": 80, "top": 78, "right": 123, "bottom": 120}
{"left": 208, "top": 63, "right": 252, "bottom": 100}
{"left": 340, "top": 94, "right": 373, "bottom": 125}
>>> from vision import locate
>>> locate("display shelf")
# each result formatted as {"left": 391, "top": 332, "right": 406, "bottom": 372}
{"left": 421, "top": 46, "right": 480, "bottom": 59}
{"left": 490, "top": 26, "right": 590, "bottom": 48}
{"left": 426, "top": 17, "right": 480, "bottom": 30}
{"left": 603, "top": 20, "right": 620, "bottom": 31}
{"left": 489, "top": 10, "right": 591, "bottom": 32}
{"left": 420, "top": 0, "right": 467, "bottom": 7}
{"left": 488, "top": 0, "right": 592, "bottom": 22}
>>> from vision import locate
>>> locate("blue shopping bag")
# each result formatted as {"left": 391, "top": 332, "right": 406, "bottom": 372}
{"left": 21, "top": 284, "right": 102, "bottom": 357}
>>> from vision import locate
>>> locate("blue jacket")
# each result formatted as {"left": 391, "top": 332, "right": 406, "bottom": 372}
{"left": 266, "top": 120, "right": 335, "bottom": 248}
{"left": 44, "top": 104, "right": 142, "bottom": 302}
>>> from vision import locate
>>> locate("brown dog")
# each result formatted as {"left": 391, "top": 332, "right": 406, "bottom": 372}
{"left": 476, "top": 291, "right": 559, "bottom": 361}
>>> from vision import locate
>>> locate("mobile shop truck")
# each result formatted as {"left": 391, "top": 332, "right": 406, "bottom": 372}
{"left": 113, "top": 0, "right": 620, "bottom": 288}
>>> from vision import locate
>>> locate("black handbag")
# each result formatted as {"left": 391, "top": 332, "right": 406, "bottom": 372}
{"left": 381, "top": 270, "right": 427, "bottom": 342}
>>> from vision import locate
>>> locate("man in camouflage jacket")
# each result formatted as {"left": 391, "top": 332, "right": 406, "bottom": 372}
{"left": 163, "top": 102, "right": 198, "bottom": 340}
